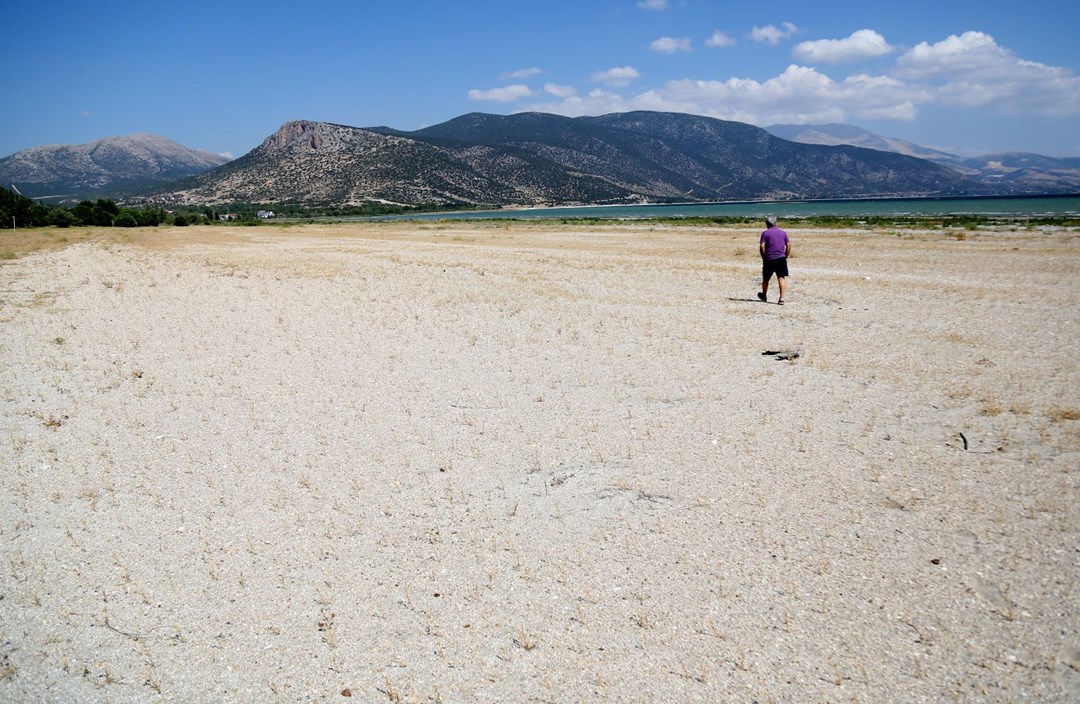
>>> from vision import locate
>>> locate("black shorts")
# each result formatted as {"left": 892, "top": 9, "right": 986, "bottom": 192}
{"left": 763, "top": 257, "right": 789, "bottom": 279}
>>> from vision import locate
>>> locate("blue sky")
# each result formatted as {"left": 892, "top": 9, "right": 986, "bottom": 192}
{"left": 3, "top": 1, "right": 1078, "bottom": 159}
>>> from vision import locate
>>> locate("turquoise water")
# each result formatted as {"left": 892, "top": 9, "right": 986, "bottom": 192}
{"left": 369, "top": 195, "right": 1080, "bottom": 221}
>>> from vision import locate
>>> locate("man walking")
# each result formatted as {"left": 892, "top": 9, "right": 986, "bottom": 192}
{"left": 758, "top": 215, "right": 790, "bottom": 305}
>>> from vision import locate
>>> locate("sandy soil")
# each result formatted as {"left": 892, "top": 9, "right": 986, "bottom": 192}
{"left": 1, "top": 221, "right": 1077, "bottom": 702}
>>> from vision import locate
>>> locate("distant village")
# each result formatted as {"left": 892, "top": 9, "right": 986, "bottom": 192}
{"left": 218, "top": 210, "right": 277, "bottom": 221}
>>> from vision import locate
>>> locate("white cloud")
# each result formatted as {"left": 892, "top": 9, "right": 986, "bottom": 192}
{"left": 502, "top": 67, "right": 543, "bottom": 80}
{"left": 637, "top": 0, "right": 667, "bottom": 9}
{"left": 705, "top": 31, "right": 735, "bottom": 48}
{"left": 526, "top": 64, "right": 928, "bottom": 127}
{"left": 750, "top": 22, "right": 799, "bottom": 46}
{"left": 218, "top": 151, "right": 235, "bottom": 160}
{"left": 895, "top": 31, "right": 1008, "bottom": 79}
{"left": 544, "top": 83, "right": 576, "bottom": 98}
{"left": 650, "top": 37, "right": 692, "bottom": 54}
{"left": 524, "top": 89, "right": 630, "bottom": 118}
{"left": 80, "top": 110, "right": 92, "bottom": 118}
{"left": 591, "top": 66, "right": 641, "bottom": 87}
{"left": 793, "top": 29, "right": 894, "bottom": 64}
{"left": 468, "top": 84, "right": 533, "bottom": 102}
{"left": 895, "top": 31, "right": 1080, "bottom": 116}
{"left": 522, "top": 30, "right": 1080, "bottom": 129}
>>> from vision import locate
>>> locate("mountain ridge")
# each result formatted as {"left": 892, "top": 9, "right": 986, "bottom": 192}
{"left": 142, "top": 111, "right": 984, "bottom": 207}
{"left": 764, "top": 123, "right": 1080, "bottom": 191}
{"left": 0, "top": 134, "right": 231, "bottom": 201}
{"left": 10, "top": 115, "right": 1078, "bottom": 208}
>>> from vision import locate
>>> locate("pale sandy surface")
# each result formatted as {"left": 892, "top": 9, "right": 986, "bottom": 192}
{"left": 1, "top": 222, "right": 1077, "bottom": 702}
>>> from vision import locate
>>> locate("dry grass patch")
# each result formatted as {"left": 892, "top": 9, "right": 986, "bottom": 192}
{"left": 1047, "top": 406, "right": 1080, "bottom": 421}
{"left": 0, "top": 229, "right": 104, "bottom": 259}
{"left": 1008, "top": 401, "right": 1032, "bottom": 416}
{"left": 0, "top": 225, "right": 238, "bottom": 260}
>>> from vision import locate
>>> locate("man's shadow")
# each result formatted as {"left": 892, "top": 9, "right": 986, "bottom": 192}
{"left": 726, "top": 296, "right": 781, "bottom": 305}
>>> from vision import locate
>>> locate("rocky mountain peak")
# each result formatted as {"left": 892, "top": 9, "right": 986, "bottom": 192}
{"left": 259, "top": 120, "right": 398, "bottom": 155}
{"left": 262, "top": 121, "right": 325, "bottom": 151}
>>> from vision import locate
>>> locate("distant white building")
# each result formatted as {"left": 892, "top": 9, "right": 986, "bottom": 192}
{"left": 257, "top": 210, "right": 275, "bottom": 219}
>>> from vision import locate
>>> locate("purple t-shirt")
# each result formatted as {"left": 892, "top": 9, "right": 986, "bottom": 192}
{"left": 760, "top": 226, "right": 789, "bottom": 260}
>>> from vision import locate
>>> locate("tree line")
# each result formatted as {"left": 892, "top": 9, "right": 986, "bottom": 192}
{"left": 1, "top": 184, "right": 501, "bottom": 229}
{"left": 0, "top": 186, "right": 423, "bottom": 228}
{"left": 0, "top": 187, "right": 203, "bottom": 229}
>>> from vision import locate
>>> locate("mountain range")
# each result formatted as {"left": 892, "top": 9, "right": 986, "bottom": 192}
{"left": 765, "top": 123, "right": 1080, "bottom": 192}
{"left": 0, "top": 134, "right": 231, "bottom": 202}
{"left": 5, "top": 113, "right": 1078, "bottom": 208}
{"left": 142, "top": 112, "right": 982, "bottom": 207}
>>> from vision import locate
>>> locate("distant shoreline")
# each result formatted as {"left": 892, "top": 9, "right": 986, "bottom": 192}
{"left": 356, "top": 193, "right": 1080, "bottom": 222}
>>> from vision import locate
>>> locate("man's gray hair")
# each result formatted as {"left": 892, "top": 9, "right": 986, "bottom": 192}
{"left": 765, "top": 215, "right": 777, "bottom": 227}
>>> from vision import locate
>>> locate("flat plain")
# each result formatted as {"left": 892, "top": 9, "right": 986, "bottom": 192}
{"left": 1, "top": 221, "right": 1077, "bottom": 702}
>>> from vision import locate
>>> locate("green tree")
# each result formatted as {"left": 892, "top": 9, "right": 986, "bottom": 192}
{"left": 28, "top": 203, "right": 50, "bottom": 227}
{"left": 48, "top": 208, "right": 79, "bottom": 228}
{"left": 95, "top": 199, "right": 120, "bottom": 216}
{"left": 115, "top": 211, "right": 138, "bottom": 227}
{"left": 134, "top": 208, "right": 164, "bottom": 226}
{"left": 90, "top": 199, "right": 121, "bottom": 226}
{"left": 0, "top": 186, "right": 38, "bottom": 228}
{"left": 72, "top": 200, "right": 95, "bottom": 226}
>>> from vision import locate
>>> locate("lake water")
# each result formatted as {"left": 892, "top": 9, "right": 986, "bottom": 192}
{"left": 370, "top": 195, "right": 1080, "bottom": 221}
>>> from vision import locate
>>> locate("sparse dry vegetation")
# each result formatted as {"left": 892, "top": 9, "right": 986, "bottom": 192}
{"left": 1047, "top": 406, "right": 1080, "bottom": 421}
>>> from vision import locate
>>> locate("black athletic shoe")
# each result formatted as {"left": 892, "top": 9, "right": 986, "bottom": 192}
{"left": 757, "top": 292, "right": 767, "bottom": 302}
